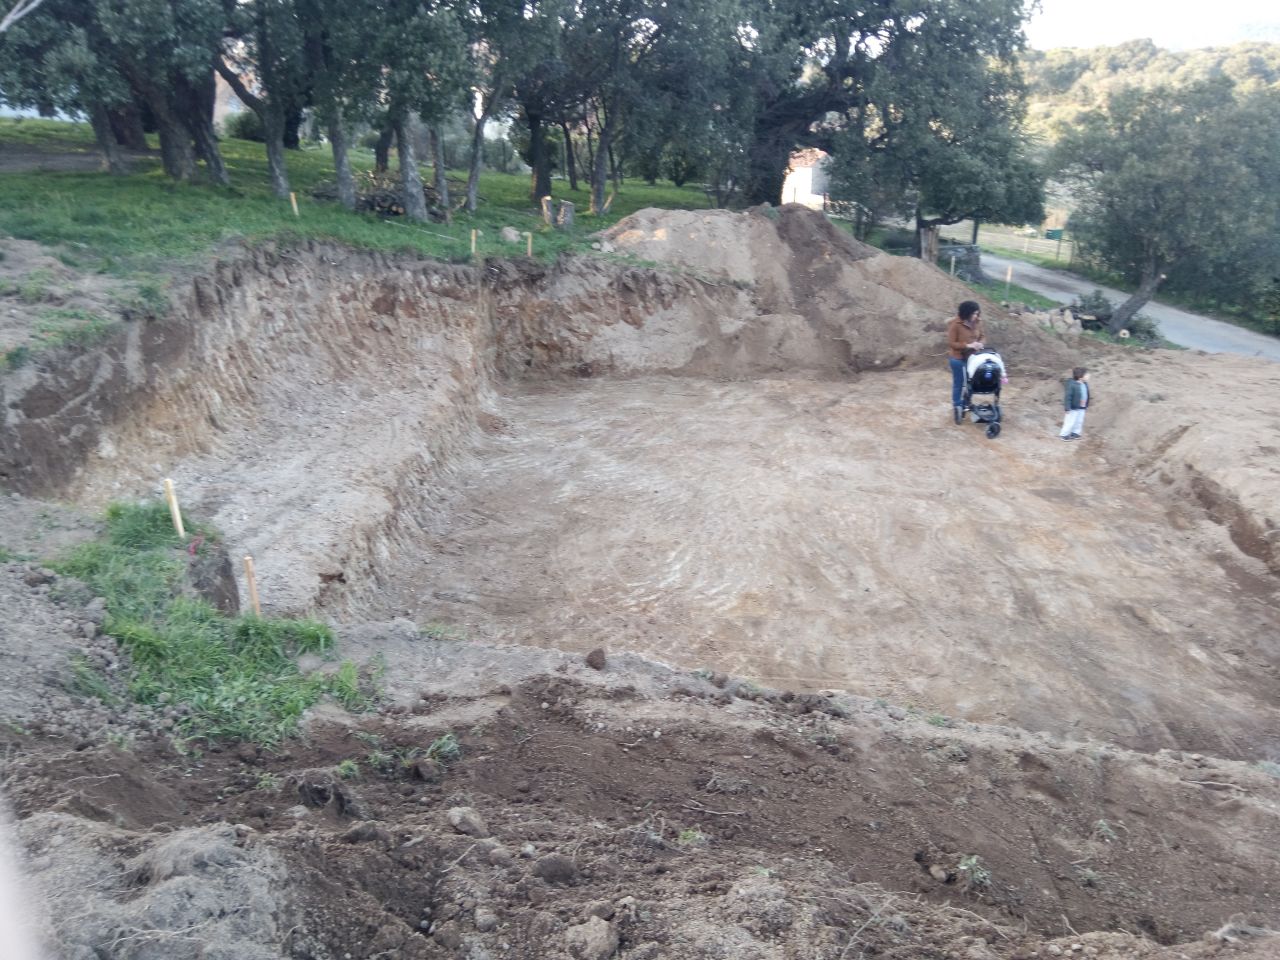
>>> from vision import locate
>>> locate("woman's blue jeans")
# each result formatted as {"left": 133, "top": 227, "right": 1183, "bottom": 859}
{"left": 949, "top": 357, "right": 966, "bottom": 407}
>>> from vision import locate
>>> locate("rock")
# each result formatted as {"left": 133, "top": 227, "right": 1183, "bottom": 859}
{"left": 474, "top": 907, "right": 499, "bottom": 932}
{"left": 22, "top": 568, "right": 54, "bottom": 587}
{"left": 488, "top": 846, "right": 514, "bottom": 866}
{"left": 84, "top": 597, "right": 107, "bottom": 623}
{"left": 564, "top": 917, "right": 619, "bottom": 960}
{"left": 520, "top": 842, "right": 537, "bottom": 858}
{"left": 432, "top": 921, "right": 463, "bottom": 949}
{"left": 187, "top": 544, "right": 240, "bottom": 614}
{"left": 500, "top": 226, "right": 522, "bottom": 244}
{"left": 585, "top": 648, "right": 607, "bottom": 670}
{"left": 533, "top": 852, "right": 578, "bottom": 885}
{"left": 928, "top": 864, "right": 948, "bottom": 882}
{"left": 584, "top": 900, "right": 615, "bottom": 921}
{"left": 341, "top": 822, "right": 390, "bottom": 844}
{"left": 447, "top": 806, "right": 490, "bottom": 838}
{"left": 599, "top": 240, "right": 615, "bottom": 254}
{"left": 709, "top": 672, "right": 729, "bottom": 688}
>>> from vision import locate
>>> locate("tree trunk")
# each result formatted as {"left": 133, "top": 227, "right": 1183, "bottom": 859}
{"left": 466, "top": 111, "right": 487, "bottom": 214}
{"left": 328, "top": 116, "right": 356, "bottom": 210}
{"left": 590, "top": 122, "right": 611, "bottom": 215}
{"left": 561, "top": 118, "right": 577, "bottom": 191}
{"left": 1109, "top": 260, "right": 1165, "bottom": 333}
{"left": 184, "top": 74, "right": 229, "bottom": 186}
{"left": 971, "top": 218, "right": 981, "bottom": 245}
{"left": 395, "top": 117, "right": 428, "bottom": 222}
{"left": 608, "top": 139, "right": 620, "bottom": 191}
{"left": 263, "top": 108, "right": 291, "bottom": 198}
{"left": 155, "top": 117, "right": 196, "bottom": 181}
{"left": 528, "top": 113, "right": 551, "bottom": 201}
{"left": 374, "top": 124, "right": 394, "bottom": 174}
{"left": 88, "top": 103, "right": 128, "bottom": 174}
{"left": 191, "top": 112, "right": 230, "bottom": 186}
{"left": 108, "top": 103, "right": 148, "bottom": 150}
{"left": 742, "top": 127, "right": 793, "bottom": 205}
{"left": 283, "top": 106, "right": 303, "bottom": 149}
{"left": 920, "top": 225, "right": 940, "bottom": 263}
{"left": 583, "top": 116, "right": 596, "bottom": 187}
{"left": 431, "top": 124, "right": 450, "bottom": 221}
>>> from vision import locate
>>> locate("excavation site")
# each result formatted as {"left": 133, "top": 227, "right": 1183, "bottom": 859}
{"left": 1, "top": 205, "right": 1279, "bottom": 960}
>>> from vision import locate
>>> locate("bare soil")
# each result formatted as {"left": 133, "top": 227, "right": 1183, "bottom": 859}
{"left": 1, "top": 206, "right": 1278, "bottom": 959}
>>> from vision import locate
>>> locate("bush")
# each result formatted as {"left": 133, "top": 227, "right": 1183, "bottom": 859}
{"left": 1126, "top": 313, "right": 1161, "bottom": 343}
{"left": 1068, "top": 289, "right": 1114, "bottom": 328}
{"left": 224, "top": 109, "right": 265, "bottom": 143}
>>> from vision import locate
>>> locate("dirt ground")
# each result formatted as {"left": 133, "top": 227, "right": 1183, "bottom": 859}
{"left": 359, "top": 369, "right": 1279, "bottom": 761}
{"left": 1, "top": 206, "right": 1278, "bottom": 959}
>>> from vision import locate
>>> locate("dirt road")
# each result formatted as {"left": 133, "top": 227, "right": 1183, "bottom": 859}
{"left": 984, "top": 253, "right": 1280, "bottom": 361}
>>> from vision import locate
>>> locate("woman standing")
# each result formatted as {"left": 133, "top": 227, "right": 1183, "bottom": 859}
{"left": 946, "top": 300, "right": 985, "bottom": 424}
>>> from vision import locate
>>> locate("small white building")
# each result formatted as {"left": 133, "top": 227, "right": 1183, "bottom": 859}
{"left": 781, "top": 148, "right": 830, "bottom": 210}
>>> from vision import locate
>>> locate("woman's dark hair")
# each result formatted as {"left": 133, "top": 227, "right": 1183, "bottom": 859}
{"left": 958, "top": 300, "right": 981, "bottom": 321}
{"left": 1072, "top": 366, "right": 1088, "bottom": 380}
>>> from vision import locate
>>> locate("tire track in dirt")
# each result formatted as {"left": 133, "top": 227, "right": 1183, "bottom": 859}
{"left": 369, "top": 372, "right": 1280, "bottom": 760}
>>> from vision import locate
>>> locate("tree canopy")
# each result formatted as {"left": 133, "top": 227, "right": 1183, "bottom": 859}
{"left": 1054, "top": 79, "right": 1280, "bottom": 331}
{"left": 1, "top": 0, "right": 1048, "bottom": 235}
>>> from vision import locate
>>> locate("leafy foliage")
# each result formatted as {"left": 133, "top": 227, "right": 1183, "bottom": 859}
{"left": 1054, "top": 80, "right": 1280, "bottom": 330}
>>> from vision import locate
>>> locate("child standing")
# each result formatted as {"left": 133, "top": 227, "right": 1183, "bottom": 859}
{"left": 1059, "top": 367, "right": 1089, "bottom": 441}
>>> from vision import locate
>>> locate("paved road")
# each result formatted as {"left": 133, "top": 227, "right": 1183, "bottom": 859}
{"left": 984, "top": 253, "right": 1280, "bottom": 362}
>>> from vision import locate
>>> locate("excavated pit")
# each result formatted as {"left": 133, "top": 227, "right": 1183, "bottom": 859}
{"left": 2, "top": 206, "right": 1278, "bottom": 764}
{"left": 3, "top": 206, "right": 1280, "bottom": 959}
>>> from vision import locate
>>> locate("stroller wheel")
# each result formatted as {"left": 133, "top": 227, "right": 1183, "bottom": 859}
{"left": 986, "top": 422, "right": 1002, "bottom": 439}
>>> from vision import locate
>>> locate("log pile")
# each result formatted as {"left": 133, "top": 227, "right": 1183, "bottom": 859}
{"left": 311, "top": 172, "right": 464, "bottom": 221}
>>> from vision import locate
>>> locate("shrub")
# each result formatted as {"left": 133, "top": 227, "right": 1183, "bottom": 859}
{"left": 224, "top": 109, "right": 265, "bottom": 143}
{"left": 1069, "top": 289, "right": 1114, "bottom": 328}
{"left": 1126, "top": 313, "right": 1161, "bottom": 343}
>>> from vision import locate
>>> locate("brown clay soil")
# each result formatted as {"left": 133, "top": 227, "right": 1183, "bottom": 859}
{"left": 0, "top": 205, "right": 1278, "bottom": 959}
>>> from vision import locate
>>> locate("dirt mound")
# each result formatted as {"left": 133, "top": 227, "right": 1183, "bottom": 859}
{"left": 4, "top": 671, "right": 1279, "bottom": 959}
{"left": 601, "top": 205, "right": 1074, "bottom": 378}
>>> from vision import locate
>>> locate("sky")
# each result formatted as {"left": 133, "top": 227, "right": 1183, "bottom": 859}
{"left": 1024, "top": 0, "right": 1280, "bottom": 50}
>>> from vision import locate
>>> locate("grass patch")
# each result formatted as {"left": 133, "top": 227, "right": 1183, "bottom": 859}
{"left": 51, "top": 501, "right": 371, "bottom": 746}
{"left": 34, "top": 307, "right": 118, "bottom": 348}
{"left": 0, "top": 119, "right": 710, "bottom": 278}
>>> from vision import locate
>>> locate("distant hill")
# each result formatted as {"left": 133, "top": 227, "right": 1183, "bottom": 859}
{"left": 1020, "top": 39, "right": 1280, "bottom": 138}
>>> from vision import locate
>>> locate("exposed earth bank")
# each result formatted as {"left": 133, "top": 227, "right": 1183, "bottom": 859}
{"left": 0, "top": 205, "right": 1277, "bottom": 959}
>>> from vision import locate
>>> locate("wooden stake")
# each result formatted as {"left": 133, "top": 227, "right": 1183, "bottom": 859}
{"left": 1004, "top": 264, "right": 1013, "bottom": 302}
{"left": 470, "top": 228, "right": 477, "bottom": 256}
{"left": 243, "top": 555, "right": 262, "bottom": 617}
{"left": 289, "top": 192, "right": 299, "bottom": 217}
{"left": 162, "top": 478, "right": 185, "bottom": 538}
{"left": 525, "top": 232, "right": 533, "bottom": 257}
{"left": 949, "top": 255, "right": 956, "bottom": 276}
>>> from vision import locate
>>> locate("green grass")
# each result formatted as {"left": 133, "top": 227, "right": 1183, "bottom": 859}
{"left": 0, "top": 117, "right": 100, "bottom": 151}
{"left": 0, "top": 119, "right": 710, "bottom": 277}
{"left": 963, "top": 277, "right": 1063, "bottom": 311}
{"left": 51, "top": 501, "right": 372, "bottom": 746}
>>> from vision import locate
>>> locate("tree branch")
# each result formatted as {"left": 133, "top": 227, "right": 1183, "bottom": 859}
{"left": 0, "top": 0, "right": 46, "bottom": 33}
{"left": 214, "top": 56, "right": 264, "bottom": 115}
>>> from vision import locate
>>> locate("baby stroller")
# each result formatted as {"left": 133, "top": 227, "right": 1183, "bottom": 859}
{"left": 957, "top": 349, "right": 1004, "bottom": 439}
